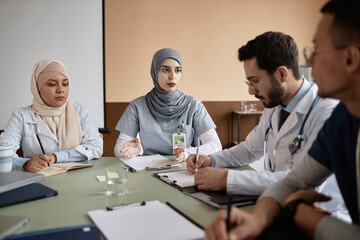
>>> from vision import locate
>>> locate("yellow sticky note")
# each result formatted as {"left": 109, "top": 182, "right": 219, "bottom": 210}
{"left": 107, "top": 172, "right": 119, "bottom": 178}
{"left": 96, "top": 175, "right": 106, "bottom": 182}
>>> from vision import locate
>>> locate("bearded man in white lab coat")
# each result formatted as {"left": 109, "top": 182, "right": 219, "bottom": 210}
{"left": 186, "top": 31, "right": 349, "bottom": 222}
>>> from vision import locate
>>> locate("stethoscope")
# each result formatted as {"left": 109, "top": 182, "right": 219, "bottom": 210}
{"left": 264, "top": 96, "right": 320, "bottom": 172}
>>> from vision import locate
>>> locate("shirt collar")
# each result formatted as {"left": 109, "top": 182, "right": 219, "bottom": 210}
{"left": 282, "top": 78, "right": 312, "bottom": 112}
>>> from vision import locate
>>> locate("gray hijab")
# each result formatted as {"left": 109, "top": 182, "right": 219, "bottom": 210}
{"left": 145, "top": 48, "right": 193, "bottom": 120}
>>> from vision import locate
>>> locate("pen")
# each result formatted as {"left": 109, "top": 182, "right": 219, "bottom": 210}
{"left": 36, "top": 134, "right": 50, "bottom": 169}
{"left": 195, "top": 146, "right": 200, "bottom": 173}
{"left": 126, "top": 165, "right": 136, "bottom": 172}
{"left": 145, "top": 164, "right": 179, "bottom": 170}
{"left": 226, "top": 195, "right": 233, "bottom": 232}
{"left": 106, "top": 201, "right": 146, "bottom": 211}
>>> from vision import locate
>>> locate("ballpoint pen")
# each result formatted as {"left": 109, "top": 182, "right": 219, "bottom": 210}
{"left": 106, "top": 201, "right": 146, "bottom": 211}
{"left": 195, "top": 146, "right": 200, "bottom": 173}
{"left": 145, "top": 164, "right": 179, "bottom": 171}
{"left": 226, "top": 195, "right": 233, "bottom": 232}
{"left": 36, "top": 134, "right": 50, "bottom": 169}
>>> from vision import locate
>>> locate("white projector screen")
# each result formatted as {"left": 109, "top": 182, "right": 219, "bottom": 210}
{"left": 0, "top": 0, "right": 105, "bottom": 130}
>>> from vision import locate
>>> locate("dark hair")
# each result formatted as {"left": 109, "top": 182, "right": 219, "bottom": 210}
{"left": 238, "top": 31, "right": 301, "bottom": 79}
{"left": 321, "top": 0, "right": 360, "bottom": 47}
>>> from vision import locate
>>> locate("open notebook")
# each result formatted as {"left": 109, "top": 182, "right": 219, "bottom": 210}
{"left": 38, "top": 163, "right": 93, "bottom": 177}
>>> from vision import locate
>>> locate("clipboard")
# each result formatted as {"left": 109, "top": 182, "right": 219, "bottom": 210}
{"left": 119, "top": 154, "right": 181, "bottom": 172}
{"left": 88, "top": 200, "right": 204, "bottom": 239}
{"left": 154, "top": 170, "right": 258, "bottom": 208}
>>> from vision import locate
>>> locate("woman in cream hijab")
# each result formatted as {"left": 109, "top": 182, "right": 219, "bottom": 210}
{"left": 0, "top": 59, "right": 103, "bottom": 172}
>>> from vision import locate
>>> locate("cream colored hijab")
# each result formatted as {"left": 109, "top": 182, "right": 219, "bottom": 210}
{"left": 31, "top": 59, "right": 83, "bottom": 151}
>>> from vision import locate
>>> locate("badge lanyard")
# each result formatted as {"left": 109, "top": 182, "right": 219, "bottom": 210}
{"left": 263, "top": 96, "right": 319, "bottom": 172}
{"left": 172, "top": 119, "right": 186, "bottom": 150}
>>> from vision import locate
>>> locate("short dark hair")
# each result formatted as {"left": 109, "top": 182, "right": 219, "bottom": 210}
{"left": 321, "top": 0, "right": 360, "bottom": 47}
{"left": 238, "top": 31, "right": 301, "bottom": 80}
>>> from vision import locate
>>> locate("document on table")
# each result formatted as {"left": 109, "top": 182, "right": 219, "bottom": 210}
{"left": 156, "top": 170, "right": 195, "bottom": 188}
{"left": 88, "top": 200, "right": 205, "bottom": 240}
{"left": 119, "top": 154, "right": 181, "bottom": 172}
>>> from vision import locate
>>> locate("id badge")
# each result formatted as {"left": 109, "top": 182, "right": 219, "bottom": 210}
{"left": 172, "top": 132, "right": 186, "bottom": 149}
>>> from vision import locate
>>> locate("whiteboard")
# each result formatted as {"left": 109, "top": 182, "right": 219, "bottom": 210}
{"left": 0, "top": 0, "right": 104, "bottom": 129}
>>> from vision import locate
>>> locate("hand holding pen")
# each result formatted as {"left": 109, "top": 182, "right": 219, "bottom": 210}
{"left": 186, "top": 154, "right": 212, "bottom": 174}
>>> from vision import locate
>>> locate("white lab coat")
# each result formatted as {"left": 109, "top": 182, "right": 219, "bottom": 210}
{"left": 0, "top": 102, "right": 103, "bottom": 170}
{"left": 212, "top": 84, "right": 350, "bottom": 222}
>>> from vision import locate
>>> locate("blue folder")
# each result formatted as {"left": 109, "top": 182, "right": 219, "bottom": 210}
{"left": 4, "top": 224, "right": 100, "bottom": 240}
{"left": 0, "top": 183, "right": 57, "bottom": 208}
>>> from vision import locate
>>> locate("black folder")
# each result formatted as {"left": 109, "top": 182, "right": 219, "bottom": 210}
{"left": 154, "top": 171, "right": 258, "bottom": 208}
{"left": 0, "top": 183, "right": 57, "bottom": 208}
{"left": 4, "top": 224, "right": 100, "bottom": 240}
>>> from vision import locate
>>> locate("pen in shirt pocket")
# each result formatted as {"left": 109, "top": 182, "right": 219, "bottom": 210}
{"left": 36, "top": 134, "right": 51, "bottom": 169}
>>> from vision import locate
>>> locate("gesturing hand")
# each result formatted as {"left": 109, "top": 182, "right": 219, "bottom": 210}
{"left": 120, "top": 138, "right": 140, "bottom": 158}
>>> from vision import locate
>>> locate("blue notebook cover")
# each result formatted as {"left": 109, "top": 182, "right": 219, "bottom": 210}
{"left": 0, "top": 183, "right": 57, "bottom": 208}
{"left": 4, "top": 224, "right": 100, "bottom": 240}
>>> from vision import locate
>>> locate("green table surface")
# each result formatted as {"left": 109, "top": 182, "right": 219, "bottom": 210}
{"left": 0, "top": 157, "right": 254, "bottom": 235}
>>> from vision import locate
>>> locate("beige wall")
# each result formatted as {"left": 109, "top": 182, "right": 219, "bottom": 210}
{"left": 105, "top": 0, "right": 327, "bottom": 102}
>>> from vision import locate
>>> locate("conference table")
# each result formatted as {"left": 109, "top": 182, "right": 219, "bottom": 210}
{"left": 0, "top": 157, "right": 254, "bottom": 237}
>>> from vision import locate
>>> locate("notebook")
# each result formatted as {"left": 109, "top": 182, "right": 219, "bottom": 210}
{"left": 3, "top": 224, "right": 100, "bottom": 240}
{"left": 154, "top": 170, "right": 258, "bottom": 208}
{"left": 0, "top": 183, "right": 58, "bottom": 208}
{"left": 38, "top": 162, "right": 93, "bottom": 177}
{"left": 0, "top": 215, "right": 29, "bottom": 239}
{"left": 0, "top": 171, "right": 44, "bottom": 194}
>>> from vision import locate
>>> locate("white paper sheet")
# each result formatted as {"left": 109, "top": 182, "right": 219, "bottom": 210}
{"left": 120, "top": 154, "right": 181, "bottom": 172}
{"left": 88, "top": 200, "right": 205, "bottom": 240}
{"left": 157, "top": 170, "right": 195, "bottom": 188}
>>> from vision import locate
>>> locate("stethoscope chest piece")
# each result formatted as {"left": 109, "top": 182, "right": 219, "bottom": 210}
{"left": 289, "top": 135, "right": 304, "bottom": 155}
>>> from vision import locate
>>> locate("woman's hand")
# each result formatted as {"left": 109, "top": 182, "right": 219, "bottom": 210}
{"left": 120, "top": 138, "right": 140, "bottom": 158}
{"left": 23, "top": 154, "right": 56, "bottom": 172}
{"left": 173, "top": 146, "right": 185, "bottom": 162}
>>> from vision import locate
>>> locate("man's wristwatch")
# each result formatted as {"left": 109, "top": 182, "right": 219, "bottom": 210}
{"left": 283, "top": 198, "right": 308, "bottom": 223}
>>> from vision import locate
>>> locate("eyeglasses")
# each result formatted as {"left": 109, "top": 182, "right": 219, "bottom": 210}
{"left": 244, "top": 80, "right": 256, "bottom": 91}
{"left": 303, "top": 45, "right": 346, "bottom": 63}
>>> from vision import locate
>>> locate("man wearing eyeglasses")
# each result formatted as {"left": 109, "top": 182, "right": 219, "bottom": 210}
{"left": 186, "top": 31, "right": 348, "bottom": 221}
{"left": 205, "top": 0, "right": 360, "bottom": 239}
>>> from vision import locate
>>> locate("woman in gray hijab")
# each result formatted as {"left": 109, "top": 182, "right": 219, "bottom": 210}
{"left": 114, "top": 48, "right": 221, "bottom": 161}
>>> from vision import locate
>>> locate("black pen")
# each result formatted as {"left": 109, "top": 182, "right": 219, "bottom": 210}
{"left": 226, "top": 195, "right": 233, "bottom": 232}
{"left": 126, "top": 165, "right": 136, "bottom": 172}
{"left": 106, "top": 201, "right": 146, "bottom": 211}
{"left": 36, "top": 134, "right": 50, "bottom": 169}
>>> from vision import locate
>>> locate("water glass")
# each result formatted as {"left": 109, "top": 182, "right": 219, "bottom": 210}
{"left": 105, "top": 166, "right": 128, "bottom": 196}
{"left": 0, "top": 144, "right": 13, "bottom": 174}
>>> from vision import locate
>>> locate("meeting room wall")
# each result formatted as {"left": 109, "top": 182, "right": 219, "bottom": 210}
{"left": 102, "top": 0, "right": 328, "bottom": 156}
